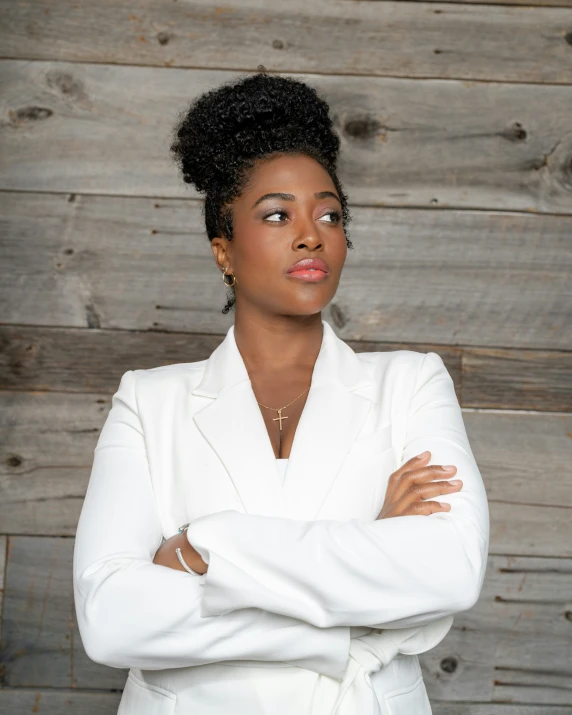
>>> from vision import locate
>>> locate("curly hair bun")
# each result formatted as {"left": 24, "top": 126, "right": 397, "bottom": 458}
{"left": 171, "top": 70, "right": 340, "bottom": 197}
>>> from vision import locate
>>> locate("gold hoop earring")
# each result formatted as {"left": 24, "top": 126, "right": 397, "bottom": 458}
{"left": 221, "top": 269, "right": 237, "bottom": 287}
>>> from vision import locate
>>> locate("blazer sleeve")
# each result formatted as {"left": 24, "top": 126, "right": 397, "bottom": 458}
{"left": 73, "top": 370, "right": 351, "bottom": 678}
{"left": 187, "top": 352, "right": 490, "bottom": 630}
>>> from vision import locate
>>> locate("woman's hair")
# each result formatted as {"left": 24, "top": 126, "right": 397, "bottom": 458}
{"left": 170, "top": 68, "right": 353, "bottom": 314}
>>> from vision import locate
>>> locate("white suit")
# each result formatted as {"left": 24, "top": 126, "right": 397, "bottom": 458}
{"left": 73, "top": 319, "right": 489, "bottom": 714}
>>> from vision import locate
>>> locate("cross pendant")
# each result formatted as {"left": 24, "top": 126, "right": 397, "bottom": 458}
{"left": 273, "top": 409, "right": 289, "bottom": 431}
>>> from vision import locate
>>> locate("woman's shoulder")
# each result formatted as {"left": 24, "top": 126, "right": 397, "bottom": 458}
{"left": 355, "top": 347, "right": 451, "bottom": 392}
{"left": 355, "top": 347, "right": 429, "bottom": 373}
{"left": 133, "top": 359, "right": 208, "bottom": 375}
{"left": 117, "top": 359, "right": 209, "bottom": 396}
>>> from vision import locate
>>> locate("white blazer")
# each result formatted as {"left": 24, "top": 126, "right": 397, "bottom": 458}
{"left": 73, "top": 319, "right": 490, "bottom": 715}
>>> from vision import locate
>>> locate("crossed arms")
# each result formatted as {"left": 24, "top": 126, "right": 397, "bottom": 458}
{"left": 73, "top": 352, "right": 489, "bottom": 678}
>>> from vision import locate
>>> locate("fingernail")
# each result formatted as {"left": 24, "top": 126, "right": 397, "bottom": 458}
{"left": 449, "top": 480, "right": 462, "bottom": 486}
{"left": 439, "top": 502, "right": 451, "bottom": 510}
{"left": 441, "top": 465, "right": 456, "bottom": 471}
{"left": 418, "top": 451, "right": 430, "bottom": 458}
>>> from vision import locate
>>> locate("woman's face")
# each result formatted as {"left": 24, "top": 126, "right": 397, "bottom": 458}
{"left": 211, "top": 153, "right": 348, "bottom": 317}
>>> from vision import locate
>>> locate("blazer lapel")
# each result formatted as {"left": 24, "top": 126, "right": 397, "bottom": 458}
{"left": 280, "top": 321, "right": 374, "bottom": 519}
{"left": 191, "top": 319, "right": 373, "bottom": 519}
{"left": 191, "top": 324, "right": 285, "bottom": 517}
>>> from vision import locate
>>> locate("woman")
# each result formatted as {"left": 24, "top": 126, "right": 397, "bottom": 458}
{"left": 73, "top": 71, "right": 490, "bottom": 715}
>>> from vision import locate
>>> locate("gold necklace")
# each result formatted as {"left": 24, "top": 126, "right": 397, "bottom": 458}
{"left": 256, "top": 385, "right": 310, "bottom": 432}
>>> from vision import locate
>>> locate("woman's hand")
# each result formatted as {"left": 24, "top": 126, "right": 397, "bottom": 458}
{"left": 153, "top": 531, "right": 209, "bottom": 574}
{"left": 377, "top": 451, "right": 462, "bottom": 520}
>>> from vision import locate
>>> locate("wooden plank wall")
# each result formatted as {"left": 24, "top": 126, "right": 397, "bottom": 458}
{"left": 1, "top": 0, "right": 571, "bottom": 712}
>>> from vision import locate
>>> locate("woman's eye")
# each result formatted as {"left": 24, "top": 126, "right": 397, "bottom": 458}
{"left": 263, "top": 210, "right": 288, "bottom": 222}
{"left": 320, "top": 210, "right": 341, "bottom": 224}
{"left": 262, "top": 209, "right": 341, "bottom": 224}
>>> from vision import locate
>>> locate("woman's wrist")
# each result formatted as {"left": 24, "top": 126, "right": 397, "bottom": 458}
{"left": 178, "top": 532, "right": 208, "bottom": 574}
{"left": 152, "top": 532, "right": 208, "bottom": 574}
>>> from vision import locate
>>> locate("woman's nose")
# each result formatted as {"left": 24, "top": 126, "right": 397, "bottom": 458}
{"left": 295, "top": 216, "right": 323, "bottom": 249}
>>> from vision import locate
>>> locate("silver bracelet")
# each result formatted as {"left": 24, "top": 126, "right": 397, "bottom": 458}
{"left": 175, "top": 547, "right": 202, "bottom": 576}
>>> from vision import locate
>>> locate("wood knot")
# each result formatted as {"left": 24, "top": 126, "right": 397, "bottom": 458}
{"left": 85, "top": 304, "right": 101, "bottom": 329}
{"left": 500, "top": 121, "right": 527, "bottom": 143}
{"left": 7, "top": 455, "right": 23, "bottom": 468}
{"left": 440, "top": 656, "right": 458, "bottom": 673}
{"left": 157, "top": 31, "right": 172, "bottom": 45}
{"left": 46, "top": 70, "right": 85, "bottom": 100}
{"left": 343, "top": 116, "right": 380, "bottom": 141}
{"left": 9, "top": 106, "right": 53, "bottom": 124}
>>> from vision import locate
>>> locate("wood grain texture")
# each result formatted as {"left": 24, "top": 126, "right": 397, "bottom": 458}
{"left": 0, "top": 326, "right": 224, "bottom": 395}
{"left": 369, "top": 0, "right": 572, "bottom": 6}
{"left": 1, "top": 0, "right": 570, "bottom": 707}
{"left": 2, "top": 536, "right": 73, "bottom": 686}
{"left": 2, "top": 325, "right": 572, "bottom": 411}
{"left": 2, "top": 61, "right": 572, "bottom": 213}
{"left": 466, "top": 411, "right": 572, "bottom": 509}
{"left": 1, "top": 0, "right": 571, "bottom": 83}
{"left": 433, "top": 704, "right": 572, "bottom": 714}
{"left": 1, "top": 388, "right": 571, "bottom": 554}
{"left": 424, "top": 555, "right": 572, "bottom": 706}
{"left": 0, "top": 690, "right": 122, "bottom": 714}
{"left": 0, "top": 390, "right": 106, "bottom": 537}
{"left": 0, "top": 536, "right": 127, "bottom": 689}
{"left": 0, "top": 536, "right": 5, "bottom": 639}
{"left": 462, "top": 348, "right": 572, "bottom": 411}
{"left": 0, "top": 692, "right": 568, "bottom": 715}
{"left": 1, "top": 192, "right": 570, "bottom": 350}
{"left": 2, "top": 539, "right": 570, "bottom": 704}
{"left": 487, "top": 501, "right": 572, "bottom": 557}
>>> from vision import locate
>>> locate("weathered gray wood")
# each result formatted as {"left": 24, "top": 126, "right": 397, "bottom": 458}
{"left": 1, "top": 1, "right": 570, "bottom": 83}
{"left": 1, "top": 536, "right": 126, "bottom": 689}
{"left": 392, "top": 0, "right": 572, "bottom": 5}
{"left": 433, "top": 706, "right": 572, "bottom": 714}
{"left": 2, "top": 536, "right": 73, "bottom": 686}
{"left": 1, "top": 389, "right": 571, "bottom": 555}
{"left": 0, "top": 689, "right": 122, "bottom": 714}
{"left": 3, "top": 325, "right": 572, "bottom": 411}
{"left": 0, "top": 326, "right": 225, "bottom": 394}
{"left": 0, "top": 535, "right": 6, "bottom": 635}
{"left": 1, "top": 0, "right": 569, "bottom": 709}
{"left": 0, "top": 692, "right": 568, "bottom": 715}
{"left": 0, "top": 390, "right": 105, "bottom": 536}
{"left": 462, "top": 348, "right": 572, "bottom": 411}
{"left": 1, "top": 192, "right": 570, "bottom": 350}
{"left": 488, "top": 500, "right": 572, "bottom": 558}
{"left": 466, "top": 410, "right": 572, "bottom": 509}
{"left": 3, "top": 538, "right": 571, "bottom": 703}
{"left": 2, "top": 326, "right": 570, "bottom": 412}
{"left": 424, "top": 555, "right": 572, "bottom": 706}
{"left": 0, "top": 325, "right": 456, "bottom": 399}
{"left": 2, "top": 62, "right": 572, "bottom": 214}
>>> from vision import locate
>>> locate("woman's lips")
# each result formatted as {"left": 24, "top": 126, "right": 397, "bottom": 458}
{"left": 286, "top": 268, "right": 329, "bottom": 282}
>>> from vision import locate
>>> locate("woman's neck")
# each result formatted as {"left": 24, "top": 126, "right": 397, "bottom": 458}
{"left": 233, "top": 312, "right": 324, "bottom": 375}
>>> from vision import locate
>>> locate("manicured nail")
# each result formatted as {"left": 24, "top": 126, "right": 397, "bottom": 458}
{"left": 449, "top": 480, "right": 462, "bottom": 486}
{"left": 441, "top": 465, "right": 456, "bottom": 471}
{"left": 439, "top": 502, "right": 451, "bottom": 510}
{"left": 418, "top": 451, "right": 430, "bottom": 458}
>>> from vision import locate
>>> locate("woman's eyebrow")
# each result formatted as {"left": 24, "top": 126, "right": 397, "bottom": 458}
{"left": 251, "top": 191, "right": 341, "bottom": 209}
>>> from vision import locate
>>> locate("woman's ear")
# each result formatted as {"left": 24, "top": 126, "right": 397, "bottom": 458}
{"left": 211, "top": 237, "right": 231, "bottom": 273}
